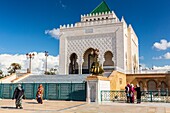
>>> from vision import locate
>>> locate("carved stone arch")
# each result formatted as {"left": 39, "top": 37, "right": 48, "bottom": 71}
{"left": 82, "top": 48, "right": 94, "bottom": 74}
{"left": 69, "top": 53, "right": 79, "bottom": 74}
{"left": 160, "top": 81, "right": 167, "bottom": 91}
{"left": 82, "top": 47, "right": 93, "bottom": 58}
{"left": 103, "top": 51, "right": 114, "bottom": 72}
{"left": 147, "top": 80, "right": 157, "bottom": 91}
{"left": 103, "top": 51, "right": 114, "bottom": 66}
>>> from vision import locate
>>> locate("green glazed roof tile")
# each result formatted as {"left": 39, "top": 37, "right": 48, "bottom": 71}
{"left": 91, "top": 1, "right": 111, "bottom": 14}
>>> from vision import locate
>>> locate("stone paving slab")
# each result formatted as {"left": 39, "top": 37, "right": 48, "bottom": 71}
{"left": 0, "top": 99, "right": 170, "bottom": 113}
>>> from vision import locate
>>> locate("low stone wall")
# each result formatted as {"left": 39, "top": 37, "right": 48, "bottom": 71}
{"left": 0, "top": 73, "right": 16, "bottom": 83}
{"left": 109, "top": 71, "right": 126, "bottom": 90}
{"left": 11, "top": 73, "right": 30, "bottom": 83}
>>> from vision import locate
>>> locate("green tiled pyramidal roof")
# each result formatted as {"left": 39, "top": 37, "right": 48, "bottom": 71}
{"left": 91, "top": 1, "right": 111, "bottom": 14}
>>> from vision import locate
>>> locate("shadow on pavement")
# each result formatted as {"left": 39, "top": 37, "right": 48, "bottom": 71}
{"left": 25, "top": 102, "right": 38, "bottom": 104}
{"left": 1, "top": 106, "right": 17, "bottom": 109}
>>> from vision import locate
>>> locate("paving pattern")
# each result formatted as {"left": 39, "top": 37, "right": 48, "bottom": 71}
{"left": 0, "top": 99, "right": 170, "bottom": 113}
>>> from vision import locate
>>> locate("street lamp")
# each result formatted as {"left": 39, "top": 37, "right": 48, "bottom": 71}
{"left": 45, "top": 51, "right": 48, "bottom": 74}
{"left": 26, "top": 53, "right": 35, "bottom": 73}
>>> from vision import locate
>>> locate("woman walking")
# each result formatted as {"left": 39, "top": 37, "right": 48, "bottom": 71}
{"left": 12, "top": 84, "right": 25, "bottom": 109}
{"left": 130, "top": 84, "right": 135, "bottom": 103}
{"left": 36, "top": 84, "right": 44, "bottom": 104}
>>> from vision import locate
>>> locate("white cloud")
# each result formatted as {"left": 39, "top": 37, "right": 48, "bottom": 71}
{"left": 164, "top": 52, "right": 170, "bottom": 59}
{"left": 139, "top": 63, "right": 149, "bottom": 70}
{"left": 152, "top": 52, "right": 170, "bottom": 60}
{"left": 59, "top": 0, "right": 66, "bottom": 8}
{"left": 0, "top": 52, "right": 59, "bottom": 75}
{"left": 153, "top": 65, "right": 170, "bottom": 70}
{"left": 45, "top": 28, "right": 61, "bottom": 39}
{"left": 139, "top": 56, "right": 144, "bottom": 60}
{"left": 153, "top": 39, "right": 170, "bottom": 50}
{"left": 152, "top": 56, "right": 163, "bottom": 60}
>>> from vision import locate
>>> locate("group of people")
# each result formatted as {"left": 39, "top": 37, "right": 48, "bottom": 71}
{"left": 125, "top": 84, "right": 141, "bottom": 104}
{"left": 12, "top": 84, "right": 44, "bottom": 109}
{"left": 12, "top": 83, "right": 141, "bottom": 109}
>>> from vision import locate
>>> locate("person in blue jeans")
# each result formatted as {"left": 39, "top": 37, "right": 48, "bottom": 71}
{"left": 125, "top": 84, "right": 130, "bottom": 103}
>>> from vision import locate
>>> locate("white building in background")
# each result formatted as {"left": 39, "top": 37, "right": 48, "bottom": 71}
{"left": 59, "top": 1, "right": 139, "bottom": 75}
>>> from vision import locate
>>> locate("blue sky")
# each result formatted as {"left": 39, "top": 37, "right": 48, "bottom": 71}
{"left": 0, "top": 0, "right": 170, "bottom": 69}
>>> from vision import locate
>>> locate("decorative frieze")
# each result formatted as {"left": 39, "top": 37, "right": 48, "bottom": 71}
{"left": 66, "top": 33, "right": 116, "bottom": 65}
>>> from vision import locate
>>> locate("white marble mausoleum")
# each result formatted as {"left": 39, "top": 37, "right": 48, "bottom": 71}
{"left": 59, "top": 1, "right": 139, "bottom": 75}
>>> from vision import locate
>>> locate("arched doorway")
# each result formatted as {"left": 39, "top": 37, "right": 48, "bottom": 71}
{"left": 69, "top": 53, "right": 78, "bottom": 74}
{"left": 161, "top": 81, "right": 167, "bottom": 96}
{"left": 82, "top": 48, "right": 94, "bottom": 74}
{"left": 103, "top": 51, "right": 114, "bottom": 72}
{"left": 161, "top": 81, "right": 166, "bottom": 91}
{"left": 147, "top": 80, "right": 157, "bottom": 91}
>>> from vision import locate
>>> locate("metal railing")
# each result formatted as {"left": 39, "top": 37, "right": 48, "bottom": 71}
{"left": 101, "top": 90, "right": 170, "bottom": 103}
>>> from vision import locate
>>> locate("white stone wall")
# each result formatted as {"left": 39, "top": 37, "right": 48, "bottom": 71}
{"left": 130, "top": 25, "right": 139, "bottom": 72}
{"left": 59, "top": 24, "right": 124, "bottom": 74}
{"left": 59, "top": 11, "right": 139, "bottom": 74}
{"left": 86, "top": 79, "right": 110, "bottom": 103}
{"left": 67, "top": 33, "right": 116, "bottom": 62}
{"left": 59, "top": 35, "right": 67, "bottom": 74}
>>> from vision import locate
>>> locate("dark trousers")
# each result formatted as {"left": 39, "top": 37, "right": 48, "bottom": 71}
{"left": 37, "top": 97, "right": 42, "bottom": 104}
{"left": 127, "top": 96, "right": 130, "bottom": 103}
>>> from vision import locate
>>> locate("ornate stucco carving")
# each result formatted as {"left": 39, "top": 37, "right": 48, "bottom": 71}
{"left": 67, "top": 33, "right": 116, "bottom": 64}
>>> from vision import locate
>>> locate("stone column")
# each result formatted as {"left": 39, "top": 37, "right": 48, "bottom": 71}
{"left": 79, "top": 59, "right": 84, "bottom": 74}
{"left": 158, "top": 88, "right": 161, "bottom": 97}
{"left": 144, "top": 81, "right": 147, "bottom": 90}
{"left": 67, "top": 60, "right": 71, "bottom": 74}
{"left": 99, "top": 54, "right": 104, "bottom": 68}
{"left": 86, "top": 81, "right": 91, "bottom": 103}
{"left": 143, "top": 87, "right": 147, "bottom": 96}
{"left": 166, "top": 88, "right": 169, "bottom": 96}
{"left": 101, "top": 58, "right": 105, "bottom": 68}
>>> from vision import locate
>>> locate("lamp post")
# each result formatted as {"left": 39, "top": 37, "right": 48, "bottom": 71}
{"left": 45, "top": 51, "right": 48, "bottom": 74}
{"left": 26, "top": 53, "right": 35, "bottom": 73}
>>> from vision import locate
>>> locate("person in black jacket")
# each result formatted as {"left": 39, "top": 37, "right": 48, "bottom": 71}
{"left": 12, "top": 84, "right": 25, "bottom": 109}
{"left": 135, "top": 84, "right": 141, "bottom": 104}
{"left": 125, "top": 84, "right": 130, "bottom": 103}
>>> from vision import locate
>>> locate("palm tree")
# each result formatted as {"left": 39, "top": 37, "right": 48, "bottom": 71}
{"left": 44, "top": 68, "right": 58, "bottom": 75}
{"left": 0, "top": 70, "right": 3, "bottom": 75}
{"left": 8, "top": 63, "right": 21, "bottom": 74}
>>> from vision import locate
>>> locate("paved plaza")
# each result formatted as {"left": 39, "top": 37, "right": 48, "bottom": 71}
{"left": 0, "top": 99, "right": 170, "bottom": 113}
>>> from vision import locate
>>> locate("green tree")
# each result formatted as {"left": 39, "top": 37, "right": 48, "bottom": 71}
{"left": 44, "top": 68, "right": 57, "bottom": 75}
{"left": 0, "top": 70, "right": 3, "bottom": 75}
{"left": 8, "top": 63, "right": 21, "bottom": 74}
{"left": 0, "top": 70, "right": 3, "bottom": 79}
